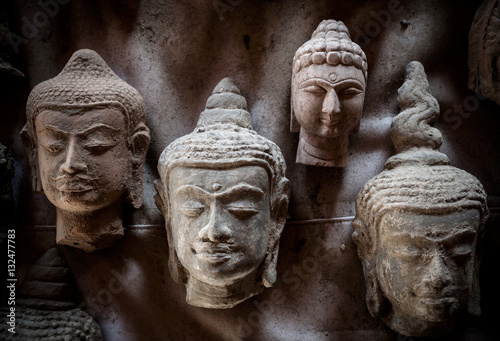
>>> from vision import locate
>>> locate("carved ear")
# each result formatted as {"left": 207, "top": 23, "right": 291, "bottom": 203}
{"left": 467, "top": 259, "right": 482, "bottom": 317}
{"left": 126, "top": 124, "right": 151, "bottom": 208}
{"left": 365, "top": 271, "right": 385, "bottom": 317}
{"left": 352, "top": 217, "right": 386, "bottom": 316}
{"left": 263, "top": 178, "right": 290, "bottom": 287}
{"left": 130, "top": 123, "right": 151, "bottom": 167}
{"left": 272, "top": 178, "right": 290, "bottom": 225}
{"left": 290, "top": 85, "right": 300, "bottom": 133}
{"left": 468, "top": 224, "right": 486, "bottom": 317}
{"left": 153, "top": 179, "right": 166, "bottom": 218}
{"left": 20, "top": 124, "right": 43, "bottom": 193}
{"left": 352, "top": 217, "right": 371, "bottom": 261}
{"left": 156, "top": 179, "right": 188, "bottom": 285}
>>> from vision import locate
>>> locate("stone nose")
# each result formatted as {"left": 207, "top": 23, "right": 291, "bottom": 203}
{"left": 59, "top": 138, "right": 87, "bottom": 174}
{"left": 321, "top": 90, "right": 341, "bottom": 116}
{"left": 422, "top": 253, "right": 452, "bottom": 290}
{"left": 198, "top": 203, "right": 232, "bottom": 242}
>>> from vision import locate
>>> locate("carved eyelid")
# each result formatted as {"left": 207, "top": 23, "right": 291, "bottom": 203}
{"left": 83, "top": 139, "right": 118, "bottom": 148}
{"left": 340, "top": 87, "right": 363, "bottom": 95}
{"left": 394, "top": 245, "right": 425, "bottom": 256}
{"left": 226, "top": 204, "right": 260, "bottom": 212}
{"left": 450, "top": 244, "right": 473, "bottom": 256}
{"left": 226, "top": 205, "right": 260, "bottom": 219}
{"left": 40, "top": 143, "right": 65, "bottom": 153}
{"left": 179, "top": 201, "right": 206, "bottom": 217}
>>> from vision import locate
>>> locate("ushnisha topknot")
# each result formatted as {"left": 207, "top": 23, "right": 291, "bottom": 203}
{"left": 354, "top": 61, "right": 489, "bottom": 236}
{"left": 25, "top": 49, "right": 145, "bottom": 130}
{"left": 293, "top": 19, "right": 368, "bottom": 80}
{"left": 157, "top": 77, "right": 287, "bottom": 206}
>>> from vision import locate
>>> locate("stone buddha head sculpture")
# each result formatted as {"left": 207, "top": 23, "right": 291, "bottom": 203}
{"left": 291, "top": 19, "right": 368, "bottom": 167}
{"left": 155, "top": 77, "right": 290, "bottom": 309}
{"left": 21, "top": 49, "right": 151, "bottom": 252}
{"left": 352, "top": 62, "right": 489, "bottom": 337}
{"left": 0, "top": 247, "right": 102, "bottom": 340}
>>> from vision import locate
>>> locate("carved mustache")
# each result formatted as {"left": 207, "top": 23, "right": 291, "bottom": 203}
{"left": 50, "top": 175, "right": 96, "bottom": 192}
{"left": 320, "top": 117, "right": 341, "bottom": 126}
{"left": 413, "top": 286, "right": 460, "bottom": 300}
{"left": 191, "top": 241, "right": 238, "bottom": 255}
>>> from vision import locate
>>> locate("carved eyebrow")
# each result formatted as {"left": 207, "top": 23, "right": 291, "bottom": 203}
{"left": 175, "top": 185, "right": 212, "bottom": 199}
{"left": 440, "top": 229, "right": 477, "bottom": 244}
{"left": 37, "top": 125, "right": 69, "bottom": 135}
{"left": 299, "top": 78, "right": 364, "bottom": 89}
{"left": 174, "top": 183, "right": 265, "bottom": 199}
{"left": 389, "top": 229, "right": 476, "bottom": 243}
{"left": 216, "top": 183, "right": 265, "bottom": 200}
{"left": 37, "top": 123, "right": 120, "bottom": 136}
{"left": 76, "top": 123, "right": 121, "bottom": 136}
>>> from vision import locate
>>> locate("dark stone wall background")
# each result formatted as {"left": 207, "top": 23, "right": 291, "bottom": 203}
{"left": 1, "top": 0, "right": 499, "bottom": 340}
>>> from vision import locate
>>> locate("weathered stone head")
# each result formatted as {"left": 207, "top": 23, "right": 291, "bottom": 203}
{"left": 468, "top": 0, "right": 500, "bottom": 105}
{"left": 155, "top": 77, "right": 290, "bottom": 308}
{"left": 0, "top": 247, "right": 102, "bottom": 340}
{"left": 21, "top": 49, "right": 151, "bottom": 252}
{"left": 291, "top": 19, "right": 367, "bottom": 167}
{"left": 352, "top": 62, "right": 489, "bottom": 337}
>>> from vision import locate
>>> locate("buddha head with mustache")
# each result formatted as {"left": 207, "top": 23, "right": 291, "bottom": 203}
{"left": 22, "top": 49, "right": 150, "bottom": 252}
{"left": 155, "top": 78, "right": 290, "bottom": 309}
{"left": 352, "top": 62, "right": 489, "bottom": 337}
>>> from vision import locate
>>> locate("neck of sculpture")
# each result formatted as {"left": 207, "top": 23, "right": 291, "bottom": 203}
{"left": 185, "top": 269, "right": 264, "bottom": 309}
{"left": 384, "top": 308, "right": 455, "bottom": 338}
{"left": 56, "top": 202, "right": 124, "bottom": 252}
{"left": 296, "top": 129, "right": 349, "bottom": 167}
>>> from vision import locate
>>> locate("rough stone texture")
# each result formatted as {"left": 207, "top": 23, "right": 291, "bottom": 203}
{"left": 291, "top": 19, "right": 367, "bottom": 167}
{"left": 21, "top": 49, "right": 151, "bottom": 252}
{"left": 0, "top": 247, "right": 102, "bottom": 340}
{"left": 156, "top": 77, "right": 290, "bottom": 308}
{"left": 468, "top": 0, "right": 500, "bottom": 105}
{"left": 352, "top": 61, "right": 489, "bottom": 337}
{"left": 3, "top": 0, "right": 500, "bottom": 340}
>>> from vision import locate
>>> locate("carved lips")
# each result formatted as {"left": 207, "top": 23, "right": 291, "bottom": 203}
{"left": 51, "top": 175, "right": 95, "bottom": 193}
{"left": 191, "top": 241, "right": 239, "bottom": 264}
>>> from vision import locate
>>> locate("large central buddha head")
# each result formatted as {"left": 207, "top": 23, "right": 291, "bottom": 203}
{"left": 156, "top": 78, "right": 290, "bottom": 309}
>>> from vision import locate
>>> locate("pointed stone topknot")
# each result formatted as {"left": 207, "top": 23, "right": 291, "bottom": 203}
{"left": 385, "top": 61, "right": 449, "bottom": 169}
{"left": 212, "top": 77, "right": 242, "bottom": 95}
{"left": 197, "top": 77, "right": 252, "bottom": 129}
{"left": 61, "top": 48, "right": 115, "bottom": 78}
{"left": 391, "top": 61, "right": 441, "bottom": 153}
